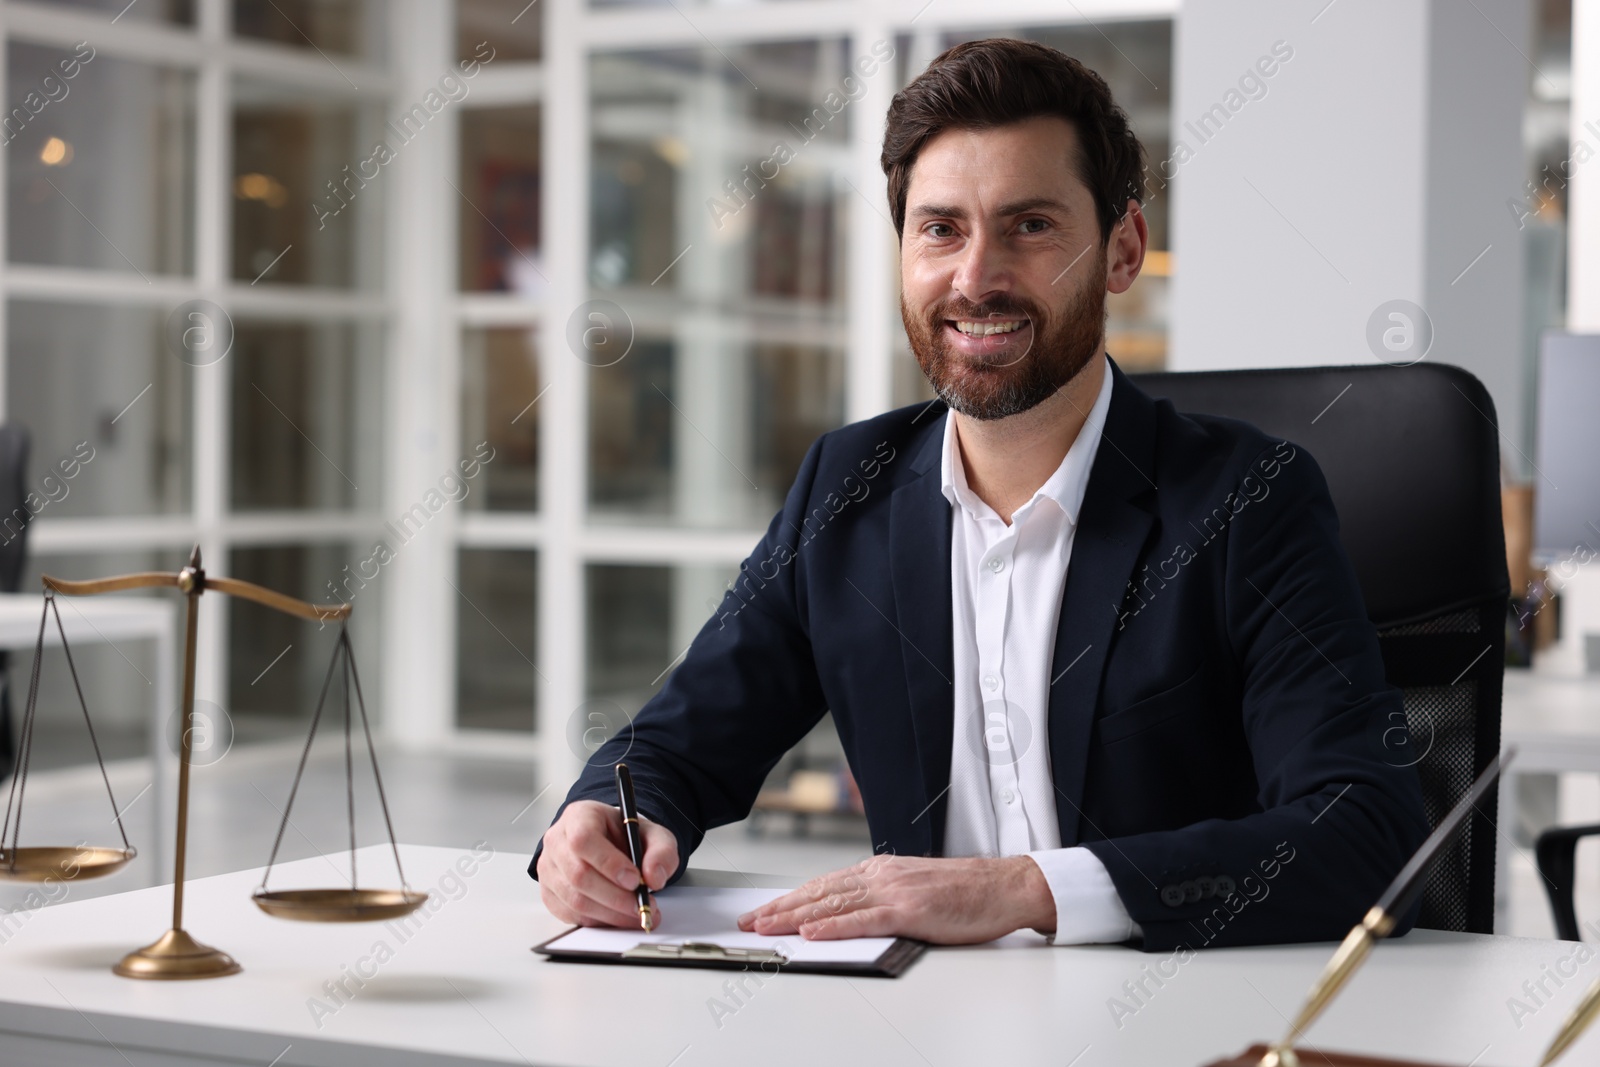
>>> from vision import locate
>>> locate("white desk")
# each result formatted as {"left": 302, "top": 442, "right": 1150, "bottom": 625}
{"left": 0, "top": 843, "right": 1595, "bottom": 1067}
{"left": 0, "top": 593, "right": 177, "bottom": 877}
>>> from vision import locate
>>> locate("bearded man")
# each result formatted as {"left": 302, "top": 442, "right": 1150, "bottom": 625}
{"left": 531, "top": 38, "right": 1428, "bottom": 952}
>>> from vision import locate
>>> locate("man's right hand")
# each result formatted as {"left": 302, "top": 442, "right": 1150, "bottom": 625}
{"left": 534, "top": 800, "right": 680, "bottom": 928}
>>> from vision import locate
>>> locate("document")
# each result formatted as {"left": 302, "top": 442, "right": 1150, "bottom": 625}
{"left": 540, "top": 886, "right": 898, "bottom": 966}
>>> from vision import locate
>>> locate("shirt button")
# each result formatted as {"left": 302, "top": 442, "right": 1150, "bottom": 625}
{"left": 988, "top": 557, "right": 1005, "bottom": 574}
{"left": 983, "top": 674, "right": 999, "bottom": 691}
{"left": 1000, "top": 789, "right": 1016, "bottom": 804}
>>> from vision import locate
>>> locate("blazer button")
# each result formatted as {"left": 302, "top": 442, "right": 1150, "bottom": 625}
{"left": 1214, "top": 875, "right": 1237, "bottom": 899}
{"left": 1160, "top": 885, "right": 1185, "bottom": 908}
{"left": 1195, "top": 876, "right": 1216, "bottom": 899}
{"left": 1182, "top": 880, "right": 1202, "bottom": 903}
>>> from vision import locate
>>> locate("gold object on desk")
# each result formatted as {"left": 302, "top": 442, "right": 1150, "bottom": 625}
{"left": 252, "top": 887, "right": 429, "bottom": 924}
{"left": 14, "top": 547, "right": 424, "bottom": 980}
{"left": 1537, "top": 973, "right": 1600, "bottom": 1065}
{"left": 1257, "top": 906, "right": 1395, "bottom": 1067}
{"left": 1201, "top": 748, "right": 1514, "bottom": 1067}
{"left": 0, "top": 846, "right": 136, "bottom": 882}
{"left": 248, "top": 616, "right": 425, "bottom": 928}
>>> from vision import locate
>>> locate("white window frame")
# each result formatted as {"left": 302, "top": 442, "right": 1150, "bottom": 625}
{"left": 0, "top": 0, "right": 1178, "bottom": 796}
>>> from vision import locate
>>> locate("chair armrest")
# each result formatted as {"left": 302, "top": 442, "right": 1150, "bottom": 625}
{"left": 1535, "top": 824, "right": 1600, "bottom": 941}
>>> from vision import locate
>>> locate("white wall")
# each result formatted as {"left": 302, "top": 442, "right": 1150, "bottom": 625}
{"left": 1170, "top": 0, "right": 1530, "bottom": 464}
{"left": 1570, "top": 0, "right": 1600, "bottom": 330}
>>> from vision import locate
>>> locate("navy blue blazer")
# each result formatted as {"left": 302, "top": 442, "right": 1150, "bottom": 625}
{"left": 533, "top": 357, "right": 1430, "bottom": 951}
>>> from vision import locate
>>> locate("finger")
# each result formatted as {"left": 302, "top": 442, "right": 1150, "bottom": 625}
{"left": 739, "top": 887, "right": 806, "bottom": 929}
{"left": 571, "top": 896, "right": 648, "bottom": 929}
{"left": 639, "top": 819, "right": 679, "bottom": 890}
{"left": 740, "top": 874, "right": 838, "bottom": 927}
{"left": 566, "top": 810, "right": 649, "bottom": 892}
{"left": 798, "top": 906, "right": 900, "bottom": 941}
{"left": 550, "top": 857, "right": 649, "bottom": 927}
{"left": 747, "top": 909, "right": 799, "bottom": 935}
{"left": 546, "top": 868, "right": 650, "bottom": 929}
{"left": 561, "top": 850, "right": 656, "bottom": 921}
{"left": 752, "top": 882, "right": 870, "bottom": 934}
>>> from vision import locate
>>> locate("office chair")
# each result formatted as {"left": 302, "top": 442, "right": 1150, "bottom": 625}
{"left": 0, "top": 426, "right": 30, "bottom": 783}
{"left": 1131, "top": 363, "right": 1509, "bottom": 934}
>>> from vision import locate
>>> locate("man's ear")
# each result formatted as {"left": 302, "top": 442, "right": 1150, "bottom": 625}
{"left": 1106, "top": 198, "right": 1148, "bottom": 295}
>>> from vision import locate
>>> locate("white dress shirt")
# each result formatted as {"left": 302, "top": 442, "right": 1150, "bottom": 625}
{"left": 939, "top": 354, "right": 1137, "bottom": 945}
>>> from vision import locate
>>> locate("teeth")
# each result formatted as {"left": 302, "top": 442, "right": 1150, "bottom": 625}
{"left": 954, "top": 320, "right": 1025, "bottom": 336}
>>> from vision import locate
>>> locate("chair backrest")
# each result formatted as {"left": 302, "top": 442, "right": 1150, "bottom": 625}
{"left": 0, "top": 424, "right": 30, "bottom": 593}
{"left": 0, "top": 424, "right": 26, "bottom": 783}
{"left": 1131, "top": 363, "right": 1509, "bottom": 934}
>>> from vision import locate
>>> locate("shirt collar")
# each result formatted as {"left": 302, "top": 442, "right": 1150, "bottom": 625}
{"left": 938, "top": 353, "right": 1115, "bottom": 527}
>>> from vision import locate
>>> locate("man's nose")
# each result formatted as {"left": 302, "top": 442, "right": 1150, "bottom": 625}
{"left": 949, "top": 227, "right": 1014, "bottom": 304}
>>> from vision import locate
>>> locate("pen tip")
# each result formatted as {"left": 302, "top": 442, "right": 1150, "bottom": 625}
{"left": 641, "top": 909, "right": 653, "bottom": 933}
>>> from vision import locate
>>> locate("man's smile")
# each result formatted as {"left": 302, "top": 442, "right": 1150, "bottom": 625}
{"left": 943, "top": 317, "right": 1033, "bottom": 357}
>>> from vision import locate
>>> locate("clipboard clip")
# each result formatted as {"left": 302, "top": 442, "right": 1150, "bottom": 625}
{"left": 622, "top": 941, "right": 789, "bottom": 965}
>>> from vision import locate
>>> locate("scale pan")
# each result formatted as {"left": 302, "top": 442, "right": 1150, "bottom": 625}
{"left": 252, "top": 887, "right": 429, "bottom": 923}
{"left": 0, "top": 846, "right": 136, "bottom": 882}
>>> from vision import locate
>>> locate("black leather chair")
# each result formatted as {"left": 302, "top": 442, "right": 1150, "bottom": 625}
{"left": 1131, "top": 363, "right": 1509, "bottom": 934}
{"left": 0, "top": 426, "right": 30, "bottom": 783}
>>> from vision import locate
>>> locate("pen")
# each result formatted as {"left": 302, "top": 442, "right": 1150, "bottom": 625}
{"left": 1257, "top": 746, "right": 1515, "bottom": 1067}
{"left": 614, "top": 763, "right": 654, "bottom": 932}
{"left": 1538, "top": 973, "right": 1600, "bottom": 1065}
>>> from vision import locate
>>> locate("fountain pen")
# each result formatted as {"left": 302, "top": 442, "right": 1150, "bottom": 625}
{"left": 614, "top": 763, "right": 654, "bottom": 932}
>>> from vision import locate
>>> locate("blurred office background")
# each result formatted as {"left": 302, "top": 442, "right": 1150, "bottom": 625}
{"left": 0, "top": 0, "right": 1592, "bottom": 932}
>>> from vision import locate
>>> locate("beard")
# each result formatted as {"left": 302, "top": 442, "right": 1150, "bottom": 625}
{"left": 902, "top": 247, "right": 1108, "bottom": 421}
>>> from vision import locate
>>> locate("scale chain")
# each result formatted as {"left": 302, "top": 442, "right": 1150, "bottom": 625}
{"left": 257, "top": 625, "right": 410, "bottom": 896}
{"left": 49, "top": 596, "right": 133, "bottom": 854}
{"left": 0, "top": 591, "right": 49, "bottom": 861}
{"left": 257, "top": 624, "right": 345, "bottom": 892}
{"left": 345, "top": 629, "right": 412, "bottom": 894}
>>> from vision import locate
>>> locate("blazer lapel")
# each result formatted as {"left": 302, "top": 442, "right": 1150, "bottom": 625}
{"left": 889, "top": 415, "right": 955, "bottom": 856}
{"left": 1047, "top": 359, "right": 1159, "bottom": 846}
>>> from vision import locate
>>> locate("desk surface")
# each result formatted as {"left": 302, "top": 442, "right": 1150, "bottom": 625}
{"left": 1, "top": 845, "right": 1596, "bottom": 1067}
{"left": 1504, "top": 668, "right": 1600, "bottom": 735}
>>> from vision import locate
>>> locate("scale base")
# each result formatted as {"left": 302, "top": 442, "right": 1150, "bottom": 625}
{"left": 113, "top": 928, "right": 241, "bottom": 980}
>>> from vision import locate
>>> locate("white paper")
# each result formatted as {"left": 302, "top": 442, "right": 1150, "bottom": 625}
{"left": 541, "top": 887, "right": 898, "bottom": 965}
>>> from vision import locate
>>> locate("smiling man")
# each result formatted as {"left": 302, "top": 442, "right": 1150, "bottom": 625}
{"left": 532, "top": 39, "right": 1428, "bottom": 951}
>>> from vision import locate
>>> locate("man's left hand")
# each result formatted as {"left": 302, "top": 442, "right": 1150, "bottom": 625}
{"left": 736, "top": 855, "right": 1056, "bottom": 945}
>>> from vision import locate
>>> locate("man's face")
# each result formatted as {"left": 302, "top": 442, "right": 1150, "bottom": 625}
{"left": 899, "top": 116, "right": 1110, "bottom": 421}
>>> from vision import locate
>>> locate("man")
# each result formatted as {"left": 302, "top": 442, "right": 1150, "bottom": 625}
{"left": 532, "top": 38, "right": 1428, "bottom": 951}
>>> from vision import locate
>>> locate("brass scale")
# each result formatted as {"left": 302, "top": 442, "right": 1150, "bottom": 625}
{"left": 0, "top": 548, "right": 426, "bottom": 979}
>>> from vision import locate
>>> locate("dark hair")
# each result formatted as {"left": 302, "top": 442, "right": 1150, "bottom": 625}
{"left": 880, "top": 38, "right": 1146, "bottom": 243}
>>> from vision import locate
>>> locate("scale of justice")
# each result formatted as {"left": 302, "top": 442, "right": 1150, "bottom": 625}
{"left": 0, "top": 547, "right": 426, "bottom": 979}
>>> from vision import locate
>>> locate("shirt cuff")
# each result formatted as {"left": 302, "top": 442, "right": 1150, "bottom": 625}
{"left": 1024, "top": 846, "right": 1142, "bottom": 945}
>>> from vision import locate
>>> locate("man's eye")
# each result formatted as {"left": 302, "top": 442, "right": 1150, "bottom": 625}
{"left": 1018, "top": 218, "right": 1048, "bottom": 233}
{"left": 925, "top": 223, "right": 954, "bottom": 238}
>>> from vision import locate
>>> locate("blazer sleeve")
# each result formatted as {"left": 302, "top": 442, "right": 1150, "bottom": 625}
{"left": 1082, "top": 440, "right": 1432, "bottom": 951}
{"left": 530, "top": 436, "right": 832, "bottom": 886}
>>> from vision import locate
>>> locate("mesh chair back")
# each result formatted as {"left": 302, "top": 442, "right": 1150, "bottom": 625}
{"left": 1131, "top": 364, "right": 1508, "bottom": 934}
{"left": 0, "top": 425, "right": 27, "bottom": 782}
{"left": 0, "top": 426, "right": 29, "bottom": 592}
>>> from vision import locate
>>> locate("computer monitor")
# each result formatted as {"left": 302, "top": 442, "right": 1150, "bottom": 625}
{"left": 1534, "top": 331, "right": 1600, "bottom": 563}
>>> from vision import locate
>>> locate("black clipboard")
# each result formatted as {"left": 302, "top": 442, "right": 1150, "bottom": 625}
{"left": 532, "top": 930, "right": 927, "bottom": 978}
